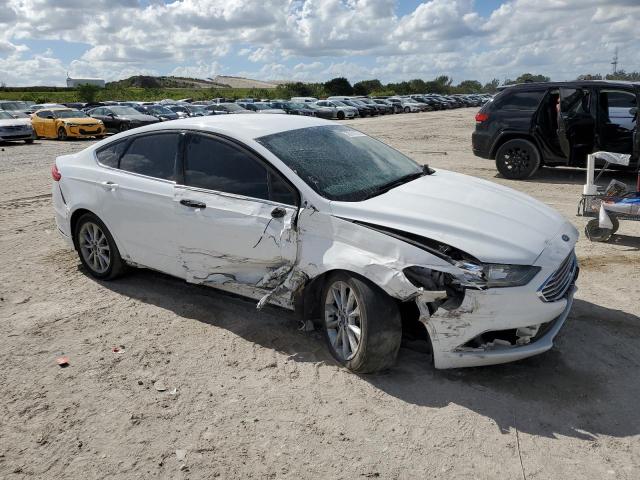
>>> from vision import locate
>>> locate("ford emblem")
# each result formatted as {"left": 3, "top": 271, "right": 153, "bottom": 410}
{"left": 562, "top": 234, "right": 570, "bottom": 242}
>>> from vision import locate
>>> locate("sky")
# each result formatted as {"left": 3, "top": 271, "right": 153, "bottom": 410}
{"left": 0, "top": 0, "right": 638, "bottom": 87}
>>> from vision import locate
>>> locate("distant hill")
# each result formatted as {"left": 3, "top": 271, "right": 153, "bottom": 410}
{"left": 211, "top": 75, "right": 283, "bottom": 89}
{"left": 106, "top": 75, "right": 285, "bottom": 89}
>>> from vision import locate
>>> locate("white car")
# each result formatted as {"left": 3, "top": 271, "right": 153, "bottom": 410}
{"left": 0, "top": 110, "right": 35, "bottom": 143}
{"left": 315, "top": 100, "right": 357, "bottom": 120}
{"left": 52, "top": 116, "right": 578, "bottom": 372}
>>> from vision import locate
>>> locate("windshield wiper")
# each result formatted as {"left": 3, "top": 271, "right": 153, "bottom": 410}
{"left": 362, "top": 165, "right": 434, "bottom": 200}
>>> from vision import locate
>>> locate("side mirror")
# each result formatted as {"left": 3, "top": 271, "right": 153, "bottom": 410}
{"left": 108, "top": 113, "right": 115, "bottom": 117}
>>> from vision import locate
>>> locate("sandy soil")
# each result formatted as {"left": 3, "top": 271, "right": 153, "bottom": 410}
{"left": 1, "top": 109, "right": 639, "bottom": 479}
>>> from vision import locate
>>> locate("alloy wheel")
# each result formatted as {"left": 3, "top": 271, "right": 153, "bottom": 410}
{"left": 324, "top": 281, "right": 362, "bottom": 361}
{"left": 501, "top": 147, "right": 531, "bottom": 176}
{"left": 78, "top": 221, "right": 111, "bottom": 274}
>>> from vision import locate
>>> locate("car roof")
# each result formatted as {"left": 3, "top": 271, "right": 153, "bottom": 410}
{"left": 103, "top": 114, "right": 334, "bottom": 142}
{"left": 33, "top": 107, "right": 75, "bottom": 113}
{"left": 502, "top": 80, "right": 640, "bottom": 90}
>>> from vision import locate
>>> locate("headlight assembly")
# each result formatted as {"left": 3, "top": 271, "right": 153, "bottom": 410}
{"left": 456, "top": 262, "right": 540, "bottom": 288}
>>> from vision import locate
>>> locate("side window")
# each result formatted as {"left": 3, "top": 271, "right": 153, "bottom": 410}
{"left": 96, "top": 140, "right": 129, "bottom": 168}
{"left": 119, "top": 133, "right": 179, "bottom": 180}
{"left": 495, "top": 90, "right": 545, "bottom": 111}
{"left": 37, "top": 110, "right": 51, "bottom": 118}
{"left": 92, "top": 108, "right": 104, "bottom": 115}
{"left": 600, "top": 90, "right": 636, "bottom": 129}
{"left": 184, "top": 134, "right": 270, "bottom": 201}
{"left": 269, "top": 171, "right": 297, "bottom": 206}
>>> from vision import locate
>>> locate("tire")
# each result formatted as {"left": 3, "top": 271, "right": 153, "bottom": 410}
{"left": 57, "top": 127, "right": 67, "bottom": 141}
{"left": 337, "top": 111, "right": 345, "bottom": 120}
{"left": 404, "top": 106, "right": 410, "bottom": 113}
{"left": 74, "top": 213, "right": 127, "bottom": 280}
{"left": 24, "top": 139, "right": 34, "bottom": 144}
{"left": 321, "top": 272, "right": 401, "bottom": 373}
{"left": 584, "top": 217, "right": 619, "bottom": 242}
{"left": 119, "top": 123, "right": 129, "bottom": 132}
{"left": 495, "top": 139, "right": 541, "bottom": 180}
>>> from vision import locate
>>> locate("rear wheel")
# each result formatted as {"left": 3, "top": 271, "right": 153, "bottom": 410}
{"left": 322, "top": 273, "right": 401, "bottom": 373}
{"left": 337, "top": 111, "right": 345, "bottom": 120}
{"left": 74, "top": 213, "right": 126, "bottom": 280}
{"left": 495, "top": 139, "right": 541, "bottom": 179}
{"left": 585, "top": 217, "right": 619, "bottom": 242}
{"left": 404, "top": 106, "right": 410, "bottom": 113}
{"left": 119, "top": 122, "right": 128, "bottom": 132}
{"left": 57, "top": 127, "right": 67, "bottom": 141}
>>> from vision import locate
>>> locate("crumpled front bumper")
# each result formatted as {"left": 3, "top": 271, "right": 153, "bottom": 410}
{"left": 419, "top": 285, "right": 576, "bottom": 369}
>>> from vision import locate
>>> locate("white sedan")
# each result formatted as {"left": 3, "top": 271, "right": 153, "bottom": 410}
{"left": 52, "top": 115, "right": 578, "bottom": 372}
{"left": 0, "top": 110, "right": 35, "bottom": 143}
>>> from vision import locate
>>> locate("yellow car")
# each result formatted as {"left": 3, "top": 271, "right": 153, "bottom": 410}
{"left": 32, "top": 108, "right": 106, "bottom": 140}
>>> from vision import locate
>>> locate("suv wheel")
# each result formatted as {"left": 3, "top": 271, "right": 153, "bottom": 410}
{"left": 321, "top": 273, "right": 401, "bottom": 373}
{"left": 495, "top": 139, "right": 541, "bottom": 179}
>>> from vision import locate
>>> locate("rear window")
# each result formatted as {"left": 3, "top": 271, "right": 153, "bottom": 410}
{"left": 96, "top": 140, "right": 128, "bottom": 168}
{"left": 119, "top": 133, "right": 179, "bottom": 180}
{"left": 494, "top": 90, "right": 545, "bottom": 111}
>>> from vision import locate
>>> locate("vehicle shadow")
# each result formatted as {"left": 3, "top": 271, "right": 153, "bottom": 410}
{"left": 609, "top": 233, "right": 640, "bottom": 250}
{"left": 497, "top": 166, "right": 637, "bottom": 188}
{"left": 96, "top": 267, "right": 640, "bottom": 441}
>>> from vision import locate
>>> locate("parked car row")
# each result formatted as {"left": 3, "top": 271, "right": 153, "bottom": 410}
{"left": 0, "top": 93, "right": 490, "bottom": 143}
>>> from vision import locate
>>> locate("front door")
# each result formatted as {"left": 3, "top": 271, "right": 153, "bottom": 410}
{"left": 558, "top": 87, "right": 595, "bottom": 165}
{"left": 174, "top": 132, "right": 299, "bottom": 296}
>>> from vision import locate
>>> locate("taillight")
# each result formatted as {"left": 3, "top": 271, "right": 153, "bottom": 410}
{"left": 475, "top": 112, "right": 489, "bottom": 122}
{"left": 51, "top": 164, "right": 61, "bottom": 181}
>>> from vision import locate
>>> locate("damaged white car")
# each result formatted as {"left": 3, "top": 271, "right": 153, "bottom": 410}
{"left": 52, "top": 116, "right": 578, "bottom": 373}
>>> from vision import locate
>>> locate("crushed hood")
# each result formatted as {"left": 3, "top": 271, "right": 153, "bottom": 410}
{"left": 330, "top": 169, "right": 573, "bottom": 265}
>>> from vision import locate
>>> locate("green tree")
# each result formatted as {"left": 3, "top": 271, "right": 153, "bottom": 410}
{"left": 577, "top": 73, "right": 603, "bottom": 80}
{"left": 505, "top": 73, "right": 550, "bottom": 85}
{"left": 482, "top": 78, "right": 500, "bottom": 93}
{"left": 324, "top": 77, "right": 353, "bottom": 96}
{"left": 353, "top": 79, "right": 383, "bottom": 96}
{"left": 456, "top": 80, "right": 483, "bottom": 93}
{"left": 606, "top": 70, "right": 640, "bottom": 81}
{"left": 77, "top": 83, "right": 101, "bottom": 103}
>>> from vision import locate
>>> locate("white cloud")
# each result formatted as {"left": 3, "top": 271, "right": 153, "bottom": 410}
{"left": 1, "top": 0, "right": 639, "bottom": 85}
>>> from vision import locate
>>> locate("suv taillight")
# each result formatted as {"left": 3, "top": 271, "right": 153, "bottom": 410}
{"left": 475, "top": 112, "right": 489, "bottom": 123}
{"left": 51, "top": 164, "right": 61, "bottom": 181}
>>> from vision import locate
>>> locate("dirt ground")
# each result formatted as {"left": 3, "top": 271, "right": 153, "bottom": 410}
{"left": 1, "top": 109, "right": 639, "bottom": 479}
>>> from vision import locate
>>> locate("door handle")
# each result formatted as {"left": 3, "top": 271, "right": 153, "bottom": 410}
{"left": 180, "top": 199, "right": 206, "bottom": 209}
{"left": 271, "top": 207, "right": 286, "bottom": 218}
{"left": 101, "top": 181, "right": 118, "bottom": 190}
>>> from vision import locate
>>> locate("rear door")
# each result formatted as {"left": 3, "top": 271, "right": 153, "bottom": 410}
{"left": 96, "top": 131, "right": 184, "bottom": 276}
{"left": 174, "top": 132, "right": 299, "bottom": 292}
{"left": 595, "top": 87, "right": 637, "bottom": 155}
{"left": 558, "top": 87, "right": 595, "bottom": 163}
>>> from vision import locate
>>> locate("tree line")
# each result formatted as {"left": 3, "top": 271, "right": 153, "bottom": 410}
{"left": 274, "top": 70, "right": 640, "bottom": 98}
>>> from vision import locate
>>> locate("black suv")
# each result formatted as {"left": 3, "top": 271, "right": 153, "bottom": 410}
{"left": 472, "top": 81, "right": 639, "bottom": 179}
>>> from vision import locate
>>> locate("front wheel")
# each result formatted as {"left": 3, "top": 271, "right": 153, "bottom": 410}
{"left": 403, "top": 106, "right": 410, "bottom": 113}
{"left": 57, "top": 127, "right": 67, "bottom": 141}
{"left": 495, "top": 139, "right": 541, "bottom": 179}
{"left": 585, "top": 217, "right": 619, "bottom": 242}
{"left": 74, "top": 213, "right": 127, "bottom": 280}
{"left": 322, "top": 273, "right": 401, "bottom": 373}
{"left": 119, "top": 123, "right": 129, "bottom": 132}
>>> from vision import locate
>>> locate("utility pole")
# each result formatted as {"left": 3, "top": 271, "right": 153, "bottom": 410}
{"left": 611, "top": 48, "right": 619, "bottom": 75}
